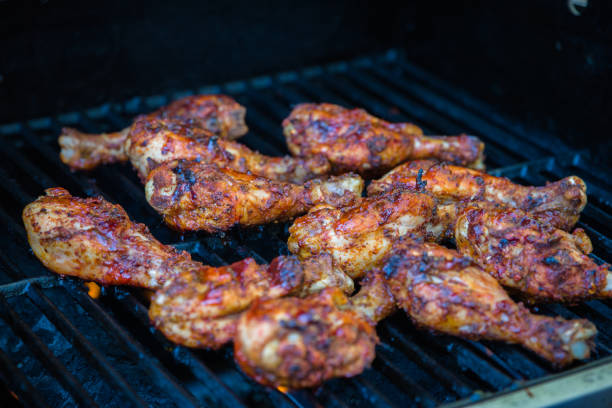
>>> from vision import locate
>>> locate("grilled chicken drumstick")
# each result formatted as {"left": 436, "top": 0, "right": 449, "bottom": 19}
{"left": 283, "top": 103, "right": 485, "bottom": 175}
{"left": 145, "top": 160, "right": 363, "bottom": 232}
{"left": 23, "top": 188, "right": 354, "bottom": 349}
{"left": 234, "top": 271, "right": 395, "bottom": 388}
{"left": 456, "top": 207, "right": 612, "bottom": 302}
{"left": 59, "top": 95, "right": 248, "bottom": 171}
{"left": 150, "top": 253, "right": 353, "bottom": 349}
{"left": 368, "top": 160, "right": 587, "bottom": 231}
{"left": 383, "top": 239, "right": 597, "bottom": 366}
{"left": 23, "top": 187, "right": 194, "bottom": 289}
{"left": 60, "top": 115, "right": 330, "bottom": 184}
{"left": 288, "top": 191, "right": 446, "bottom": 279}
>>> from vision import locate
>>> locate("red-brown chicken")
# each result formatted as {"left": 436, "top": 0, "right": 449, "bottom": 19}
{"left": 455, "top": 207, "right": 612, "bottom": 302}
{"left": 145, "top": 160, "right": 363, "bottom": 232}
{"left": 283, "top": 103, "right": 485, "bottom": 175}
{"left": 22, "top": 187, "right": 193, "bottom": 289}
{"left": 59, "top": 94, "right": 248, "bottom": 171}
{"left": 368, "top": 160, "right": 587, "bottom": 231}
{"left": 382, "top": 239, "right": 597, "bottom": 366}
{"left": 234, "top": 270, "right": 395, "bottom": 388}
{"left": 60, "top": 114, "right": 330, "bottom": 184}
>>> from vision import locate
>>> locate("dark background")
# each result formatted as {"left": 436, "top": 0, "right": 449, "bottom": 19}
{"left": 1, "top": 0, "right": 610, "bottom": 162}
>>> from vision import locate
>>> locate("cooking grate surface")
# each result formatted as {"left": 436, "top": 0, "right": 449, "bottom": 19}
{"left": 0, "top": 50, "right": 611, "bottom": 407}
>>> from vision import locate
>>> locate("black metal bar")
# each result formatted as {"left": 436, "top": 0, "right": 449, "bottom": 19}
{"left": 26, "top": 284, "right": 153, "bottom": 408}
{"left": 381, "top": 323, "right": 474, "bottom": 397}
{"left": 61, "top": 280, "right": 236, "bottom": 408}
{"left": 374, "top": 344, "right": 440, "bottom": 407}
{"left": 0, "top": 347, "right": 50, "bottom": 408}
{"left": 0, "top": 294, "right": 99, "bottom": 407}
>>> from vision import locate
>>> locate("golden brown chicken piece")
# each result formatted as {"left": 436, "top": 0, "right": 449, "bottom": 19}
{"left": 369, "top": 160, "right": 587, "bottom": 231}
{"left": 60, "top": 115, "right": 330, "bottom": 184}
{"left": 282, "top": 103, "right": 485, "bottom": 176}
{"left": 58, "top": 95, "right": 247, "bottom": 171}
{"left": 288, "top": 190, "right": 477, "bottom": 278}
{"left": 382, "top": 239, "right": 597, "bottom": 366}
{"left": 22, "top": 187, "right": 194, "bottom": 289}
{"left": 455, "top": 207, "right": 612, "bottom": 303}
{"left": 145, "top": 160, "right": 363, "bottom": 232}
{"left": 234, "top": 288, "right": 378, "bottom": 388}
{"left": 233, "top": 272, "right": 395, "bottom": 389}
{"left": 150, "top": 253, "right": 354, "bottom": 349}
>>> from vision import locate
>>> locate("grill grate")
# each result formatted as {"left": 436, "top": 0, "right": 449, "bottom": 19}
{"left": 0, "top": 49, "right": 611, "bottom": 407}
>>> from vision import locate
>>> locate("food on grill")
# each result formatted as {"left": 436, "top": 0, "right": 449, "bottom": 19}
{"left": 234, "top": 272, "right": 395, "bottom": 388}
{"left": 456, "top": 207, "right": 612, "bottom": 302}
{"left": 287, "top": 190, "right": 504, "bottom": 279}
{"left": 145, "top": 160, "right": 364, "bottom": 232}
{"left": 368, "top": 159, "right": 587, "bottom": 231}
{"left": 383, "top": 239, "right": 597, "bottom": 366}
{"left": 282, "top": 103, "right": 485, "bottom": 175}
{"left": 150, "top": 253, "right": 353, "bottom": 349}
{"left": 22, "top": 187, "right": 195, "bottom": 289}
{"left": 58, "top": 95, "right": 247, "bottom": 171}
{"left": 60, "top": 115, "right": 330, "bottom": 184}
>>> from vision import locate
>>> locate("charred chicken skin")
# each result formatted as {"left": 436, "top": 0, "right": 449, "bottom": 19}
{"left": 282, "top": 103, "right": 485, "bottom": 175}
{"left": 22, "top": 188, "right": 195, "bottom": 289}
{"left": 287, "top": 190, "right": 487, "bottom": 279}
{"left": 383, "top": 239, "right": 597, "bottom": 366}
{"left": 368, "top": 160, "right": 587, "bottom": 231}
{"left": 145, "top": 160, "right": 364, "bottom": 232}
{"left": 234, "top": 288, "right": 378, "bottom": 389}
{"left": 149, "top": 253, "right": 353, "bottom": 349}
{"left": 61, "top": 115, "right": 330, "bottom": 184}
{"left": 234, "top": 272, "right": 395, "bottom": 388}
{"left": 59, "top": 94, "right": 248, "bottom": 171}
{"left": 456, "top": 207, "right": 612, "bottom": 303}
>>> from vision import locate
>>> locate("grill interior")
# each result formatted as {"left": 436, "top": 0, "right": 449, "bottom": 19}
{"left": 0, "top": 49, "right": 611, "bottom": 408}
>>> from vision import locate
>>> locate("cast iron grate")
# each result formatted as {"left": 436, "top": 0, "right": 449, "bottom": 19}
{"left": 0, "top": 50, "right": 610, "bottom": 407}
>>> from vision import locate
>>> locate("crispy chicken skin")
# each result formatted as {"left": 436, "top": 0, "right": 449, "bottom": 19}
{"left": 456, "top": 207, "right": 612, "bottom": 302}
{"left": 59, "top": 95, "right": 246, "bottom": 171}
{"left": 234, "top": 287, "right": 379, "bottom": 388}
{"left": 145, "top": 160, "right": 364, "bottom": 232}
{"left": 22, "top": 188, "right": 194, "bottom": 289}
{"left": 233, "top": 269, "right": 394, "bottom": 389}
{"left": 58, "top": 95, "right": 247, "bottom": 171}
{"left": 369, "top": 160, "right": 587, "bottom": 231}
{"left": 288, "top": 190, "right": 477, "bottom": 279}
{"left": 383, "top": 239, "right": 597, "bottom": 366}
{"left": 282, "top": 103, "right": 485, "bottom": 175}
{"left": 150, "top": 253, "right": 354, "bottom": 349}
{"left": 61, "top": 115, "right": 330, "bottom": 184}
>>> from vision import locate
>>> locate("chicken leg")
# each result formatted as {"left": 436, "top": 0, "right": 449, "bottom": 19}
{"left": 283, "top": 103, "right": 484, "bottom": 175}
{"left": 61, "top": 115, "right": 330, "bottom": 184}
{"left": 234, "top": 270, "right": 395, "bottom": 388}
{"left": 145, "top": 160, "right": 363, "bottom": 232}
{"left": 455, "top": 207, "right": 612, "bottom": 302}
{"left": 383, "top": 239, "right": 597, "bottom": 366}
{"left": 368, "top": 160, "right": 587, "bottom": 231}
{"left": 59, "top": 94, "right": 247, "bottom": 171}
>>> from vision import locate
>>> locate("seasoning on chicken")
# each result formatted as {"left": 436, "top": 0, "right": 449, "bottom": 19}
{"left": 145, "top": 160, "right": 364, "bottom": 232}
{"left": 58, "top": 95, "right": 247, "bottom": 171}
{"left": 234, "top": 272, "right": 395, "bottom": 388}
{"left": 22, "top": 187, "right": 194, "bottom": 289}
{"left": 383, "top": 239, "right": 597, "bottom": 366}
{"left": 60, "top": 115, "right": 330, "bottom": 184}
{"left": 288, "top": 190, "right": 478, "bottom": 278}
{"left": 455, "top": 207, "right": 612, "bottom": 303}
{"left": 149, "top": 253, "right": 353, "bottom": 349}
{"left": 368, "top": 160, "right": 587, "bottom": 231}
{"left": 283, "top": 103, "right": 484, "bottom": 175}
